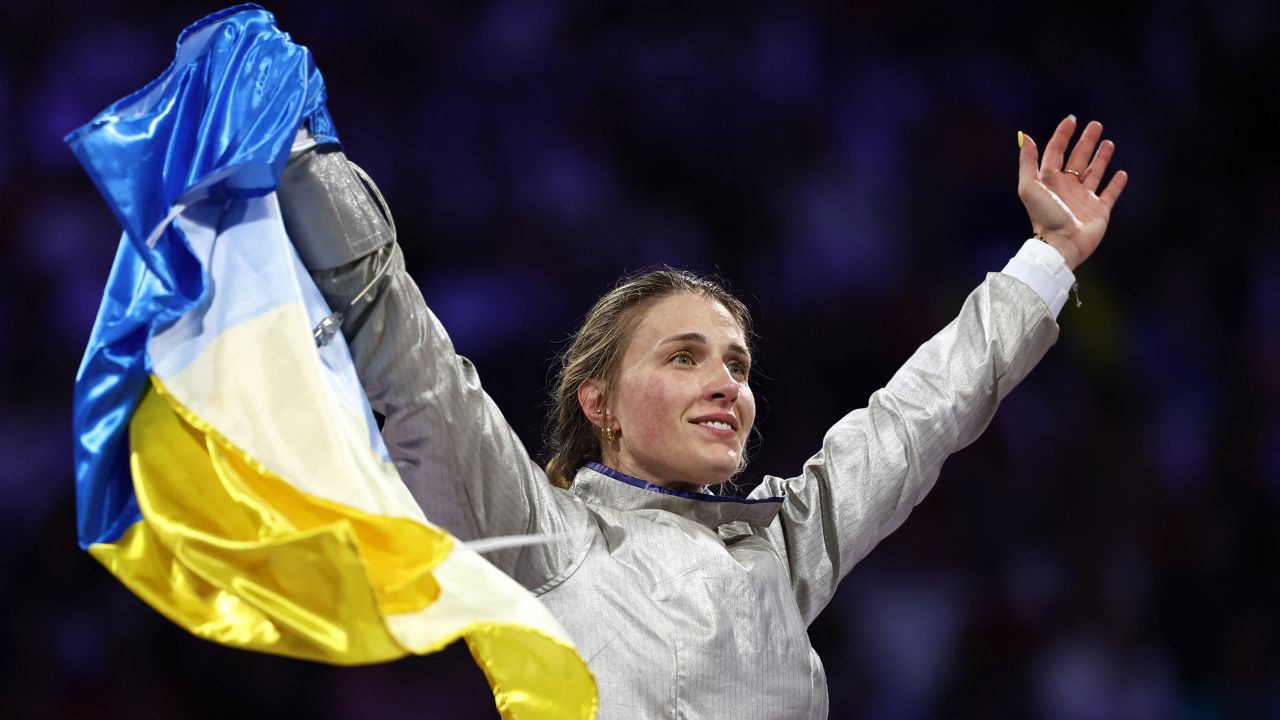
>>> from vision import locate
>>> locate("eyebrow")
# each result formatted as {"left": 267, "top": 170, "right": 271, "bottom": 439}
{"left": 658, "top": 332, "right": 751, "bottom": 359}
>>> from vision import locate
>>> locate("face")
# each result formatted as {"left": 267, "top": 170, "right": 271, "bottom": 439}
{"left": 594, "top": 292, "right": 756, "bottom": 492}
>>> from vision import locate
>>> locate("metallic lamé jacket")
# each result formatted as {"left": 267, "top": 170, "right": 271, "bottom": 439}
{"left": 280, "top": 146, "right": 1060, "bottom": 719}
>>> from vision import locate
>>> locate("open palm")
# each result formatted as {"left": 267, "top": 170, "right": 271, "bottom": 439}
{"left": 1018, "top": 117, "right": 1129, "bottom": 270}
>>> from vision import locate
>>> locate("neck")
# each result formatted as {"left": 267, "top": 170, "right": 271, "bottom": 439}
{"left": 596, "top": 455, "right": 710, "bottom": 494}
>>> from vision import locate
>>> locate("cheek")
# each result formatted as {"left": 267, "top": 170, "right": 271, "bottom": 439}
{"left": 739, "top": 385, "right": 757, "bottom": 430}
{"left": 620, "top": 376, "right": 678, "bottom": 445}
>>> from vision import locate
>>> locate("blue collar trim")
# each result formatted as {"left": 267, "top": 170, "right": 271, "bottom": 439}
{"left": 585, "top": 462, "right": 783, "bottom": 505}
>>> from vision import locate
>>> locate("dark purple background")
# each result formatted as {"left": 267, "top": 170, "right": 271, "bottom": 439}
{"left": 2, "top": 1, "right": 1278, "bottom": 717}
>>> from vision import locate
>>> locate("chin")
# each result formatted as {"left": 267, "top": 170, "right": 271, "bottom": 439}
{"left": 691, "top": 457, "right": 740, "bottom": 487}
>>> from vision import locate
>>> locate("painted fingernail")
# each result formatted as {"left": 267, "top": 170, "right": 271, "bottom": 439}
{"left": 1067, "top": 114, "right": 1077, "bottom": 122}
{"left": 1017, "top": 130, "right": 1025, "bottom": 149}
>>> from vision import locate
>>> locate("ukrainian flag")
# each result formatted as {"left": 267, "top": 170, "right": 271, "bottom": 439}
{"left": 67, "top": 5, "right": 595, "bottom": 718}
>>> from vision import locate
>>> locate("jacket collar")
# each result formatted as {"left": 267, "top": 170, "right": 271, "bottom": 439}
{"left": 571, "top": 462, "right": 783, "bottom": 530}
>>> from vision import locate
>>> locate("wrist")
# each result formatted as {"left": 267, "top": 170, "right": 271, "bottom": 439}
{"left": 1034, "top": 232, "right": 1082, "bottom": 270}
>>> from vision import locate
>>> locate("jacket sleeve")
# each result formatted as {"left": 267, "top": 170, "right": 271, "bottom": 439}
{"left": 750, "top": 272, "right": 1059, "bottom": 626}
{"left": 279, "top": 145, "right": 591, "bottom": 591}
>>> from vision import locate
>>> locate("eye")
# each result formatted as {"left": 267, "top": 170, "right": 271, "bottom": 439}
{"left": 669, "top": 351, "right": 695, "bottom": 366}
{"left": 728, "top": 360, "right": 749, "bottom": 378}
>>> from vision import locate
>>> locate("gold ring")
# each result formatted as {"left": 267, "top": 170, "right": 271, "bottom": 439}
{"left": 1063, "top": 169, "right": 1084, "bottom": 182}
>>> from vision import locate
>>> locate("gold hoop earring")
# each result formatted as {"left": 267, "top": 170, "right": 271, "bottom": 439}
{"left": 600, "top": 426, "right": 619, "bottom": 443}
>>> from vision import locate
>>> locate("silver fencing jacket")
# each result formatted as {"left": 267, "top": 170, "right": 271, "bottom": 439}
{"left": 281, "top": 145, "right": 1062, "bottom": 719}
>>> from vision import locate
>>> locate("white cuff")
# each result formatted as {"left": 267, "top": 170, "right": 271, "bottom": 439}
{"left": 290, "top": 126, "right": 317, "bottom": 156}
{"left": 1001, "top": 239, "right": 1076, "bottom": 318}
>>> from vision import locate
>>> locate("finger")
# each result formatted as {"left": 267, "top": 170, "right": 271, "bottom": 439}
{"left": 1040, "top": 115, "right": 1077, "bottom": 173}
{"left": 1081, "top": 139, "right": 1114, "bottom": 192}
{"left": 1098, "top": 169, "right": 1129, "bottom": 209}
{"left": 1017, "top": 131, "right": 1039, "bottom": 195}
{"left": 1065, "top": 120, "right": 1103, "bottom": 174}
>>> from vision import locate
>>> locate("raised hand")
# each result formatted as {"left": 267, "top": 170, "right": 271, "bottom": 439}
{"left": 1017, "top": 116, "right": 1128, "bottom": 270}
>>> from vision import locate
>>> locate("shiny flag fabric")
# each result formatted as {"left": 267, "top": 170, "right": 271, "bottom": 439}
{"left": 67, "top": 6, "right": 596, "bottom": 718}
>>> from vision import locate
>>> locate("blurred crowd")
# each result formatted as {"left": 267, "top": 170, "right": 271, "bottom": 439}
{"left": 1, "top": 1, "right": 1277, "bottom": 717}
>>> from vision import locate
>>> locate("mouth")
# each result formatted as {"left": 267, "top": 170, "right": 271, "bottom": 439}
{"left": 690, "top": 413, "right": 739, "bottom": 433}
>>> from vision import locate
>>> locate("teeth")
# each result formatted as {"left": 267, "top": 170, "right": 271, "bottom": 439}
{"left": 700, "top": 421, "right": 732, "bottom": 431}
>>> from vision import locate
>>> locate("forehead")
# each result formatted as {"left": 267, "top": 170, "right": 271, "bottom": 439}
{"left": 629, "top": 293, "right": 747, "bottom": 349}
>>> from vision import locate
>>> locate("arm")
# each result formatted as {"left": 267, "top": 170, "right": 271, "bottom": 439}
{"left": 753, "top": 117, "right": 1128, "bottom": 624}
{"left": 754, "top": 266, "right": 1059, "bottom": 625}
{"left": 278, "top": 143, "right": 590, "bottom": 591}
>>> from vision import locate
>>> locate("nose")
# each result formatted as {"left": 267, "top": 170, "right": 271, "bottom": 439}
{"left": 705, "top": 363, "right": 740, "bottom": 403}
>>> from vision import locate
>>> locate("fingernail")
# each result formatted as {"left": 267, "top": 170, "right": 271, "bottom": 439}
{"left": 1017, "top": 130, "right": 1025, "bottom": 149}
{"left": 1067, "top": 114, "right": 1077, "bottom": 122}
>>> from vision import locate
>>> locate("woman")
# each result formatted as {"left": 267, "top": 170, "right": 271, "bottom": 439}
{"left": 279, "top": 116, "right": 1126, "bottom": 718}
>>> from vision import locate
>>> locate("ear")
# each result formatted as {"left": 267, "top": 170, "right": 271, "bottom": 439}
{"left": 577, "top": 379, "right": 608, "bottom": 428}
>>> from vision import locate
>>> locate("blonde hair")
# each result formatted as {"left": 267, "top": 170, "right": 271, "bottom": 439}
{"left": 544, "top": 268, "right": 753, "bottom": 489}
